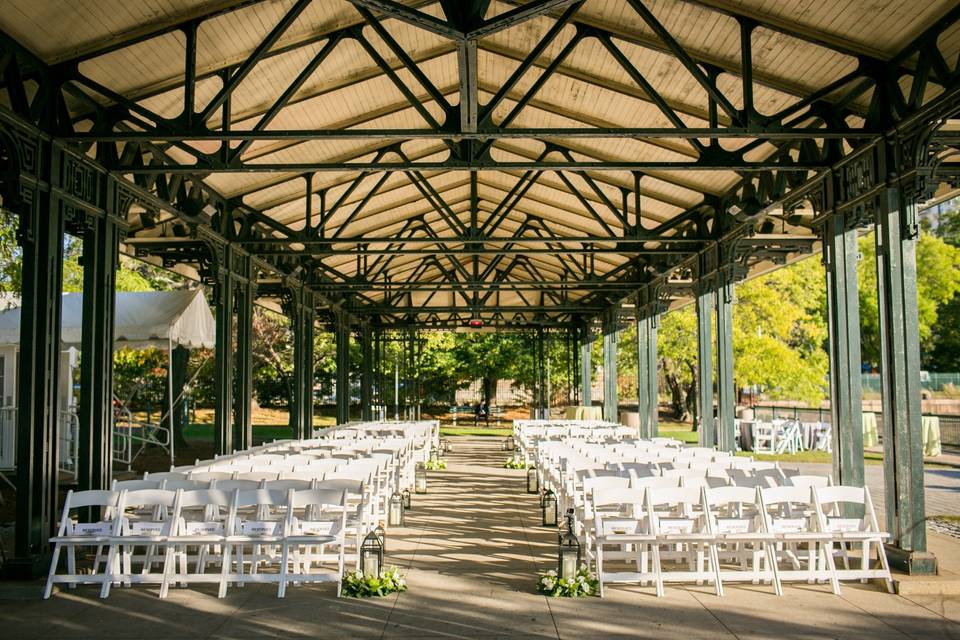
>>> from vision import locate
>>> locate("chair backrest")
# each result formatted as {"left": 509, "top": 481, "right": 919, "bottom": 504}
{"left": 57, "top": 489, "right": 123, "bottom": 536}
{"left": 112, "top": 479, "right": 162, "bottom": 491}
{"left": 176, "top": 489, "right": 235, "bottom": 509}
{"left": 265, "top": 479, "right": 314, "bottom": 492}
{"left": 143, "top": 471, "right": 188, "bottom": 482}
{"left": 704, "top": 485, "right": 758, "bottom": 508}
{"left": 162, "top": 478, "right": 208, "bottom": 491}
{"left": 189, "top": 471, "right": 235, "bottom": 482}
{"left": 813, "top": 485, "right": 866, "bottom": 509}
{"left": 788, "top": 474, "right": 832, "bottom": 489}
{"left": 314, "top": 478, "right": 365, "bottom": 497}
{"left": 630, "top": 475, "right": 681, "bottom": 490}
{"left": 288, "top": 488, "right": 347, "bottom": 510}
{"left": 583, "top": 475, "right": 630, "bottom": 497}
{"left": 211, "top": 479, "right": 262, "bottom": 492}
{"left": 592, "top": 487, "right": 647, "bottom": 509}
{"left": 279, "top": 470, "right": 324, "bottom": 482}
{"left": 646, "top": 486, "right": 703, "bottom": 510}
{"left": 235, "top": 471, "right": 280, "bottom": 482}
{"left": 122, "top": 488, "right": 178, "bottom": 511}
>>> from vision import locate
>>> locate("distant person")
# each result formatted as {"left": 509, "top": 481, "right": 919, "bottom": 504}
{"left": 474, "top": 401, "right": 489, "bottom": 427}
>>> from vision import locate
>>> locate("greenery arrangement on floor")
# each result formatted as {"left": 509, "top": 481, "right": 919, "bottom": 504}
{"left": 425, "top": 458, "right": 447, "bottom": 470}
{"left": 342, "top": 567, "right": 408, "bottom": 597}
{"left": 503, "top": 456, "right": 526, "bottom": 469}
{"left": 537, "top": 566, "right": 599, "bottom": 597}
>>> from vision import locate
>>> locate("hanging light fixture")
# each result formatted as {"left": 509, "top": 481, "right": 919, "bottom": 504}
{"left": 402, "top": 487, "right": 411, "bottom": 509}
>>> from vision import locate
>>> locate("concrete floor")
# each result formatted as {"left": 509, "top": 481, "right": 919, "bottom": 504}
{"left": 1, "top": 438, "right": 958, "bottom": 639}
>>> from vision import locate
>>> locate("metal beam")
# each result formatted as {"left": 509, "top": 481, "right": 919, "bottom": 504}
{"left": 335, "top": 315, "right": 351, "bottom": 425}
{"left": 695, "top": 282, "right": 714, "bottom": 447}
{"left": 602, "top": 312, "right": 619, "bottom": 421}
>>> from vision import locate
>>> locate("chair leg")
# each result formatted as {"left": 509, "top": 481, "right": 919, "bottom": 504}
{"left": 652, "top": 544, "right": 664, "bottom": 598}
{"left": 218, "top": 544, "right": 232, "bottom": 599}
{"left": 278, "top": 542, "right": 290, "bottom": 599}
{"left": 764, "top": 541, "right": 783, "bottom": 596}
{"left": 99, "top": 544, "right": 119, "bottom": 599}
{"left": 821, "top": 541, "right": 841, "bottom": 595}
{"left": 43, "top": 544, "right": 63, "bottom": 600}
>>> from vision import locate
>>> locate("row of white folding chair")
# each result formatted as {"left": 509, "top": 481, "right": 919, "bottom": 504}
{"left": 589, "top": 483, "right": 892, "bottom": 597}
{"left": 45, "top": 487, "right": 350, "bottom": 599}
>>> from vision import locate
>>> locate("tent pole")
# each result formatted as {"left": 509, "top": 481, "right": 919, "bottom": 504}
{"left": 168, "top": 337, "right": 174, "bottom": 465}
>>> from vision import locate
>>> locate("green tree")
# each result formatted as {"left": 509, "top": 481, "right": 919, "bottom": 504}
{"left": 858, "top": 230, "right": 960, "bottom": 367}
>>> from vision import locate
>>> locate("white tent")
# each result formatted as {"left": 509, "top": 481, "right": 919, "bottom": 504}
{"left": 0, "top": 289, "right": 215, "bottom": 469}
{"left": 0, "top": 288, "right": 215, "bottom": 349}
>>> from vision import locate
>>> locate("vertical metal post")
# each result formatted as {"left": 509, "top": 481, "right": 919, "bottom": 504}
{"left": 538, "top": 328, "right": 546, "bottom": 417}
{"left": 12, "top": 142, "right": 64, "bottom": 572}
{"left": 716, "top": 279, "right": 736, "bottom": 452}
{"left": 290, "top": 287, "right": 315, "bottom": 439}
{"left": 636, "top": 308, "right": 659, "bottom": 438}
{"left": 580, "top": 323, "right": 592, "bottom": 407}
{"left": 876, "top": 178, "right": 935, "bottom": 573}
{"left": 824, "top": 210, "right": 865, "bottom": 488}
{"left": 361, "top": 324, "right": 373, "bottom": 421}
{"left": 602, "top": 313, "right": 618, "bottom": 423}
{"left": 78, "top": 203, "right": 123, "bottom": 494}
{"left": 695, "top": 282, "right": 714, "bottom": 447}
{"left": 335, "top": 314, "right": 350, "bottom": 425}
{"left": 213, "top": 255, "right": 234, "bottom": 455}
{"left": 233, "top": 258, "right": 254, "bottom": 451}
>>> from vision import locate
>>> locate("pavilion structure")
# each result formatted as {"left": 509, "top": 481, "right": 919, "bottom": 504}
{"left": 0, "top": 0, "right": 958, "bottom": 578}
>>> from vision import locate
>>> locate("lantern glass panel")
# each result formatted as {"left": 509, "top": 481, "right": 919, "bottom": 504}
{"left": 389, "top": 493, "right": 404, "bottom": 526}
{"left": 415, "top": 464, "right": 427, "bottom": 493}
{"left": 402, "top": 488, "right": 411, "bottom": 509}
{"left": 526, "top": 466, "right": 538, "bottom": 493}
{"left": 361, "top": 532, "right": 383, "bottom": 578}
{"left": 542, "top": 490, "right": 557, "bottom": 526}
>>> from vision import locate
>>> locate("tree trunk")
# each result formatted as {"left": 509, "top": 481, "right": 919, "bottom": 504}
{"left": 482, "top": 376, "right": 496, "bottom": 405}
{"left": 685, "top": 361, "right": 698, "bottom": 430}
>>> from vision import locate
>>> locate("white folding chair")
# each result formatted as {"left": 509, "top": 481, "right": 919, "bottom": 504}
{"left": 162, "top": 488, "right": 234, "bottom": 597}
{"left": 114, "top": 489, "right": 179, "bottom": 593}
{"left": 704, "top": 486, "right": 779, "bottom": 595}
{"left": 45, "top": 490, "right": 123, "bottom": 599}
{"left": 759, "top": 485, "right": 839, "bottom": 593}
{"left": 813, "top": 485, "right": 893, "bottom": 592}
{"left": 279, "top": 489, "right": 348, "bottom": 597}
{"left": 593, "top": 487, "right": 651, "bottom": 596}
{"left": 645, "top": 486, "right": 717, "bottom": 597}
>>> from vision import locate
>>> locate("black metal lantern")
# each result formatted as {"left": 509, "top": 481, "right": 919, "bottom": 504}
{"left": 388, "top": 492, "right": 404, "bottom": 527}
{"left": 541, "top": 489, "right": 558, "bottom": 527}
{"left": 526, "top": 465, "right": 538, "bottom": 493}
{"left": 415, "top": 462, "right": 427, "bottom": 494}
{"left": 501, "top": 437, "right": 515, "bottom": 452}
{"left": 558, "top": 510, "right": 581, "bottom": 579}
{"left": 401, "top": 487, "right": 411, "bottom": 509}
{"left": 439, "top": 437, "right": 450, "bottom": 453}
{"left": 361, "top": 530, "right": 383, "bottom": 578}
{"left": 374, "top": 521, "right": 386, "bottom": 550}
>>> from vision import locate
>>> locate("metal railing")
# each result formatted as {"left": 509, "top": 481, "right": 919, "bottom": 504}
{"left": 112, "top": 402, "right": 170, "bottom": 470}
{"left": 0, "top": 406, "right": 15, "bottom": 470}
{"left": 752, "top": 404, "right": 960, "bottom": 448}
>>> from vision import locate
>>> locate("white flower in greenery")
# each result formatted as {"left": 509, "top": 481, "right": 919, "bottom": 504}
{"left": 547, "top": 569, "right": 557, "bottom": 577}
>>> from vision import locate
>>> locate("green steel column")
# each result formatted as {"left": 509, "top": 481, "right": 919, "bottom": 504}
{"left": 536, "top": 327, "right": 546, "bottom": 418}
{"left": 716, "top": 279, "right": 736, "bottom": 453}
{"left": 876, "top": 180, "right": 935, "bottom": 573}
{"left": 695, "top": 283, "right": 715, "bottom": 447}
{"left": 77, "top": 210, "right": 122, "bottom": 494}
{"left": 290, "top": 288, "right": 315, "bottom": 440}
{"left": 213, "top": 261, "right": 234, "bottom": 455}
{"left": 636, "top": 310, "right": 660, "bottom": 438}
{"left": 361, "top": 324, "right": 373, "bottom": 421}
{"left": 824, "top": 210, "right": 865, "bottom": 489}
{"left": 602, "top": 314, "right": 618, "bottom": 423}
{"left": 335, "top": 316, "right": 351, "bottom": 425}
{"left": 579, "top": 323, "right": 592, "bottom": 407}
{"left": 12, "top": 142, "right": 65, "bottom": 571}
{"left": 233, "top": 261, "right": 254, "bottom": 451}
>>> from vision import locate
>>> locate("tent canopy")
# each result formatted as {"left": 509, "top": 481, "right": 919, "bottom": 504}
{"left": 0, "top": 289, "right": 216, "bottom": 350}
